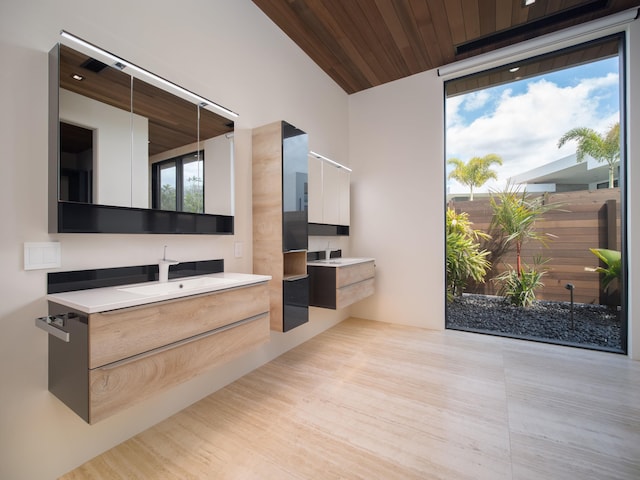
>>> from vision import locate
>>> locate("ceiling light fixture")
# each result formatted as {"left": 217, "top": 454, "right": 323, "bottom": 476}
{"left": 59, "top": 30, "right": 239, "bottom": 120}
{"left": 524, "top": 0, "right": 536, "bottom": 6}
{"left": 309, "top": 151, "right": 353, "bottom": 172}
{"left": 71, "top": 73, "right": 84, "bottom": 81}
{"left": 509, "top": 66, "right": 520, "bottom": 73}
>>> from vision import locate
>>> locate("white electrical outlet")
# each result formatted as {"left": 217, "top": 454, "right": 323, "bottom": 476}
{"left": 234, "top": 242, "right": 243, "bottom": 258}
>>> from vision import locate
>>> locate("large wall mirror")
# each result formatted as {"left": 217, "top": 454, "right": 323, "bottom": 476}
{"left": 49, "top": 33, "right": 237, "bottom": 234}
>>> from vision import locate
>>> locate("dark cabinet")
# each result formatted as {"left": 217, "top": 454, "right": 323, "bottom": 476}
{"left": 282, "top": 122, "right": 309, "bottom": 251}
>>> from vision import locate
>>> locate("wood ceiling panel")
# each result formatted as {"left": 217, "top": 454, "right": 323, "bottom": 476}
{"left": 444, "top": 0, "right": 468, "bottom": 45}
{"left": 462, "top": 0, "right": 482, "bottom": 40}
{"left": 251, "top": 0, "right": 640, "bottom": 93}
{"left": 317, "top": 1, "right": 388, "bottom": 86}
{"left": 408, "top": 0, "right": 443, "bottom": 67}
{"left": 495, "top": 0, "right": 514, "bottom": 31}
{"left": 374, "top": 0, "right": 422, "bottom": 75}
{"left": 478, "top": 0, "right": 497, "bottom": 36}
{"left": 425, "top": 0, "right": 457, "bottom": 64}
{"left": 356, "top": 0, "right": 411, "bottom": 81}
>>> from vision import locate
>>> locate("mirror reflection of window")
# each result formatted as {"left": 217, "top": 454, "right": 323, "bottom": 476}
{"left": 159, "top": 161, "right": 176, "bottom": 211}
{"left": 182, "top": 154, "right": 204, "bottom": 213}
{"left": 152, "top": 151, "right": 204, "bottom": 213}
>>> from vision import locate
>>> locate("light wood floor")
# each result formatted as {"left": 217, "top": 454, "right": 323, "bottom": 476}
{"left": 61, "top": 318, "right": 640, "bottom": 479}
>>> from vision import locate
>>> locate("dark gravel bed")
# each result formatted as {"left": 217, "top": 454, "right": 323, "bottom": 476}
{"left": 446, "top": 294, "right": 622, "bottom": 351}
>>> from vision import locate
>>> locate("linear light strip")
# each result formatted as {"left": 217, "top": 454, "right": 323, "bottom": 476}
{"left": 309, "top": 151, "right": 352, "bottom": 172}
{"left": 437, "top": 7, "right": 638, "bottom": 79}
{"left": 59, "top": 30, "right": 239, "bottom": 120}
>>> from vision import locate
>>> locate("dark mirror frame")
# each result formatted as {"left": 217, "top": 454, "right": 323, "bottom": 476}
{"left": 48, "top": 43, "right": 234, "bottom": 234}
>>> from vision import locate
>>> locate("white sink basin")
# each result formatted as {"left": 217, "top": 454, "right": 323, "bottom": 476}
{"left": 118, "top": 276, "right": 238, "bottom": 296}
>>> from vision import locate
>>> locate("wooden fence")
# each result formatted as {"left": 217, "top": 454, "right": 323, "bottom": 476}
{"left": 449, "top": 188, "right": 621, "bottom": 305}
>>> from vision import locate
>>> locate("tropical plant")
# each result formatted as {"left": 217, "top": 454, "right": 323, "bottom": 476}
{"left": 589, "top": 248, "right": 621, "bottom": 291}
{"left": 447, "top": 154, "right": 503, "bottom": 201}
{"left": 487, "top": 185, "right": 558, "bottom": 275}
{"left": 183, "top": 175, "right": 204, "bottom": 213}
{"left": 446, "top": 208, "right": 491, "bottom": 301}
{"left": 160, "top": 184, "right": 176, "bottom": 211}
{"left": 495, "top": 258, "right": 547, "bottom": 307}
{"left": 557, "top": 122, "right": 620, "bottom": 188}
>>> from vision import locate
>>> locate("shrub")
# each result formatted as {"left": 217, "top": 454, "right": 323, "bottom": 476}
{"left": 495, "top": 259, "right": 546, "bottom": 307}
{"left": 446, "top": 208, "right": 491, "bottom": 301}
{"left": 589, "top": 248, "right": 621, "bottom": 291}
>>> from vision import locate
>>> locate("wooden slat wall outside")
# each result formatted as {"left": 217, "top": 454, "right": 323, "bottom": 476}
{"left": 450, "top": 188, "right": 621, "bottom": 304}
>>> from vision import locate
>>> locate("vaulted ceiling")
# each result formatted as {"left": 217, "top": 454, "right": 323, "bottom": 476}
{"left": 251, "top": 0, "right": 640, "bottom": 94}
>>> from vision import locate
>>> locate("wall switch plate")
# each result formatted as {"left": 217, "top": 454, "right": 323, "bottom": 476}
{"left": 24, "top": 242, "right": 61, "bottom": 270}
{"left": 234, "top": 242, "right": 243, "bottom": 258}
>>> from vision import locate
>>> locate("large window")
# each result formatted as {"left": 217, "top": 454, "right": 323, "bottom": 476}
{"left": 152, "top": 151, "right": 204, "bottom": 213}
{"left": 444, "top": 35, "right": 626, "bottom": 353}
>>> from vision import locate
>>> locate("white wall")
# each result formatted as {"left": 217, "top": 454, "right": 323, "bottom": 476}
{"left": 348, "top": 70, "right": 445, "bottom": 329}
{"left": 0, "top": 1, "right": 349, "bottom": 479}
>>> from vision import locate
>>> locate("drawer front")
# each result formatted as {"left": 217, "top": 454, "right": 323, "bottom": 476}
{"left": 89, "top": 283, "right": 269, "bottom": 369}
{"left": 336, "top": 261, "right": 375, "bottom": 288}
{"left": 336, "top": 278, "right": 375, "bottom": 309}
{"left": 89, "top": 313, "right": 270, "bottom": 423}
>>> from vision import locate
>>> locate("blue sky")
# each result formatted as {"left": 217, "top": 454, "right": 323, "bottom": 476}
{"left": 446, "top": 56, "right": 620, "bottom": 194}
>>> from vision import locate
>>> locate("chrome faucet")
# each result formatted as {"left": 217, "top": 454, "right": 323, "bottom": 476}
{"left": 159, "top": 245, "right": 179, "bottom": 283}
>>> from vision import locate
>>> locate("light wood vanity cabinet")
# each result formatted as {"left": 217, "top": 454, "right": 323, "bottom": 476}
{"left": 308, "top": 260, "right": 375, "bottom": 310}
{"left": 48, "top": 283, "right": 270, "bottom": 424}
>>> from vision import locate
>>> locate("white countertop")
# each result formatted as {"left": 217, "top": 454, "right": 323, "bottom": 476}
{"left": 307, "top": 257, "right": 375, "bottom": 268}
{"left": 47, "top": 272, "right": 272, "bottom": 314}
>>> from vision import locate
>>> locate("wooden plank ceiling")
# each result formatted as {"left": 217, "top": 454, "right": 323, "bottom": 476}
{"left": 251, "top": 0, "right": 640, "bottom": 94}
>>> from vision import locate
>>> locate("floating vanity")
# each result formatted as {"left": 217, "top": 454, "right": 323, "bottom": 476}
{"left": 38, "top": 266, "right": 271, "bottom": 424}
{"left": 307, "top": 258, "right": 375, "bottom": 310}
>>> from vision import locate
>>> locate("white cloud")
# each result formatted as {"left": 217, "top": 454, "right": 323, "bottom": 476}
{"left": 446, "top": 73, "right": 619, "bottom": 194}
{"left": 463, "top": 90, "right": 491, "bottom": 111}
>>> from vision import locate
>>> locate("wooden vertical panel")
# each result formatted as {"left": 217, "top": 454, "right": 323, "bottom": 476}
{"left": 461, "top": 0, "right": 482, "bottom": 40}
{"left": 252, "top": 122, "right": 285, "bottom": 330}
{"left": 606, "top": 199, "right": 617, "bottom": 250}
{"left": 495, "top": 0, "right": 514, "bottom": 31}
{"left": 511, "top": 0, "right": 531, "bottom": 25}
{"left": 477, "top": 0, "right": 497, "bottom": 36}
{"left": 424, "top": 0, "right": 457, "bottom": 64}
{"left": 372, "top": 0, "right": 420, "bottom": 74}
{"left": 444, "top": 0, "right": 467, "bottom": 45}
{"left": 407, "top": 0, "right": 442, "bottom": 67}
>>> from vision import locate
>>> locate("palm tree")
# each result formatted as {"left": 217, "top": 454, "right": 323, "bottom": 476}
{"left": 557, "top": 122, "right": 620, "bottom": 188}
{"left": 488, "top": 185, "right": 557, "bottom": 275}
{"left": 447, "top": 154, "right": 503, "bottom": 201}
